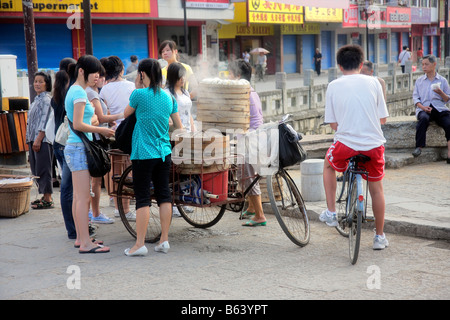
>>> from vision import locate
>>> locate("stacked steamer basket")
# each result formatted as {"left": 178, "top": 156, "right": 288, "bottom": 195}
{"left": 196, "top": 78, "right": 251, "bottom": 133}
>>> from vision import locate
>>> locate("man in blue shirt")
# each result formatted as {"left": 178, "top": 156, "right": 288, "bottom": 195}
{"left": 412, "top": 55, "right": 450, "bottom": 163}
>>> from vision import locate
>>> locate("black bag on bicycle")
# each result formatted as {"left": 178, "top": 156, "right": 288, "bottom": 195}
{"left": 278, "top": 123, "right": 307, "bottom": 168}
{"left": 68, "top": 120, "right": 111, "bottom": 177}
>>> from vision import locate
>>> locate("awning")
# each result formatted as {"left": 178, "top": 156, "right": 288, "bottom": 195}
{"left": 269, "top": 0, "right": 349, "bottom": 9}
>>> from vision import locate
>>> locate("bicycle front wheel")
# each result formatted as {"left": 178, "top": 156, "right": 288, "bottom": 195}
{"left": 267, "top": 169, "right": 310, "bottom": 247}
{"left": 348, "top": 175, "right": 363, "bottom": 265}
{"left": 176, "top": 203, "right": 226, "bottom": 229}
{"left": 116, "top": 165, "right": 161, "bottom": 243}
{"left": 335, "top": 171, "right": 349, "bottom": 237}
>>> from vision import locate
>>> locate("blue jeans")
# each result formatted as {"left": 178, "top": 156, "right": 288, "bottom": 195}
{"left": 54, "top": 142, "right": 76, "bottom": 239}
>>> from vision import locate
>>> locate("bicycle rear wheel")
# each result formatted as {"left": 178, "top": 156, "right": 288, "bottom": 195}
{"left": 348, "top": 175, "right": 363, "bottom": 265}
{"left": 267, "top": 169, "right": 310, "bottom": 247}
{"left": 116, "top": 165, "right": 161, "bottom": 243}
{"left": 176, "top": 203, "right": 226, "bottom": 228}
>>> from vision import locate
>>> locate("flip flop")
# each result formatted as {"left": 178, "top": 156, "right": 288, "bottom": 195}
{"left": 242, "top": 220, "right": 267, "bottom": 227}
{"left": 31, "top": 197, "right": 44, "bottom": 205}
{"left": 74, "top": 238, "right": 104, "bottom": 248}
{"left": 241, "top": 210, "right": 256, "bottom": 219}
{"left": 79, "top": 245, "right": 110, "bottom": 254}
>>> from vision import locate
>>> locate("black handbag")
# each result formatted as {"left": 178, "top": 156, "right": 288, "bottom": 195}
{"left": 114, "top": 113, "right": 136, "bottom": 155}
{"left": 68, "top": 120, "right": 111, "bottom": 177}
{"left": 278, "top": 122, "right": 307, "bottom": 168}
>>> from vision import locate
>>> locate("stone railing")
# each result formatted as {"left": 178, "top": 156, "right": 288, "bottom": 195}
{"left": 260, "top": 67, "right": 450, "bottom": 137}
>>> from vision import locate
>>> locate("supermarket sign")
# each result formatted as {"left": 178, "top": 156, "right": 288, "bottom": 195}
{"left": 0, "top": 0, "right": 155, "bottom": 14}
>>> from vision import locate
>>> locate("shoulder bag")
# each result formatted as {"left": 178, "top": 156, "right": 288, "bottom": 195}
{"left": 115, "top": 112, "right": 136, "bottom": 155}
{"left": 68, "top": 119, "right": 111, "bottom": 177}
{"left": 278, "top": 122, "right": 307, "bottom": 168}
{"left": 55, "top": 116, "right": 70, "bottom": 146}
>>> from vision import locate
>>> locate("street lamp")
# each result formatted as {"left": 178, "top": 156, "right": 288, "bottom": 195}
{"left": 362, "top": 7, "right": 375, "bottom": 60}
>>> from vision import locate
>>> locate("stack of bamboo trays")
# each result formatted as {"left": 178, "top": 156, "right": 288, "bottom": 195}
{"left": 196, "top": 78, "right": 251, "bottom": 133}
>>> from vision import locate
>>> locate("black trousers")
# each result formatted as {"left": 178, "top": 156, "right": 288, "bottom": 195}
{"left": 416, "top": 105, "right": 450, "bottom": 148}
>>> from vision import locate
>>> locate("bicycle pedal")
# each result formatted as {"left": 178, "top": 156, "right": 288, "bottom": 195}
{"left": 365, "top": 216, "right": 375, "bottom": 222}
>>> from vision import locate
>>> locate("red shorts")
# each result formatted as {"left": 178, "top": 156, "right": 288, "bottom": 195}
{"left": 325, "top": 141, "right": 385, "bottom": 182}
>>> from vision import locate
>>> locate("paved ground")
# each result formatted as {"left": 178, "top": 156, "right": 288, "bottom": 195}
{"left": 0, "top": 161, "right": 449, "bottom": 301}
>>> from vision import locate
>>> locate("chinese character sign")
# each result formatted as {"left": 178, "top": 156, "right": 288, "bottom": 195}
{"left": 248, "top": 0, "right": 304, "bottom": 24}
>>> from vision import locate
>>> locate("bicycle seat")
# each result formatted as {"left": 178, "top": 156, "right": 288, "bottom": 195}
{"left": 349, "top": 154, "right": 371, "bottom": 163}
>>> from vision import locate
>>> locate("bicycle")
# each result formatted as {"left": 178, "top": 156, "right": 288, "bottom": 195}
{"left": 110, "top": 116, "right": 310, "bottom": 247}
{"left": 335, "top": 154, "right": 373, "bottom": 264}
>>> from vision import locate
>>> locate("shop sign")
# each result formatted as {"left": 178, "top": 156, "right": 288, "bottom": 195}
{"left": 343, "top": 4, "right": 358, "bottom": 28}
{"left": 304, "top": 7, "right": 343, "bottom": 23}
{"left": 423, "top": 26, "right": 439, "bottom": 36}
{"left": 386, "top": 7, "right": 411, "bottom": 27}
{"left": 411, "top": 7, "right": 431, "bottom": 24}
{"left": 185, "top": 0, "right": 229, "bottom": 9}
{"left": 358, "top": 6, "right": 387, "bottom": 29}
{"left": 280, "top": 23, "right": 320, "bottom": 35}
{"left": 218, "top": 23, "right": 274, "bottom": 38}
{"left": 0, "top": 0, "right": 153, "bottom": 14}
{"left": 248, "top": 0, "right": 304, "bottom": 24}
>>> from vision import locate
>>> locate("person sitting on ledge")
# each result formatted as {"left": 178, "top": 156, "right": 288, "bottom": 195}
{"left": 412, "top": 54, "right": 450, "bottom": 164}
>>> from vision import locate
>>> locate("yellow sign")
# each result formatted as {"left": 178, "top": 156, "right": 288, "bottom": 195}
{"left": 304, "top": 7, "right": 342, "bottom": 22}
{"left": 0, "top": 0, "right": 150, "bottom": 14}
{"left": 281, "top": 23, "right": 320, "bottom": 35}
{"left": 218, "top": 23, "right": 274, "bottom": 39}
{"left": 248, "top": 0, "right": 304, "bottom": 24}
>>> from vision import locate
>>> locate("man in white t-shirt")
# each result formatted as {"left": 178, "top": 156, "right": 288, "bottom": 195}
{"left": 398, "top": 46, "right": 412, "bottom": 74}
{"left": 321, "top": 44, "right": 390, "bottom": 250}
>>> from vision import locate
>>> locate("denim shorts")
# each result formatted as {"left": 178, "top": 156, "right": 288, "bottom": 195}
{"left": 64, "top": 143, "right": 89, "bottom": 172}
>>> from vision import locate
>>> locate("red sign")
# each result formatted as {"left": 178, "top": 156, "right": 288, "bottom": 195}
{"left": 186, "top": 0, "right": 229, "bottom": 9}
{"left": 386, "top": 7, "right": 411, "bottom": 27}
{"left": 343, "top": 4, "right": 358, "bottom": 28}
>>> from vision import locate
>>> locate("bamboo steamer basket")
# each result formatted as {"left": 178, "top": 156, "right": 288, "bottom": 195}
{"left": 0, "top": 175, "right": 34, "bottom": 218}
{"left": 173, "top": 131, "right": 230, "bottom": 174}
{"left": 197, "top": 79, "right": 251, "bottom": 133}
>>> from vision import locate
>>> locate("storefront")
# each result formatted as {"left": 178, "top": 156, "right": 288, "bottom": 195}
{"left": 0, "top": 0, "right": 159, "bottom": 70}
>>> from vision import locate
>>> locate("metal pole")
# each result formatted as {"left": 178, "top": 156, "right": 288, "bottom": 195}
{"left": 184, "top": 0, "right": 189, "bottom": 55}
{"left": 22, "top": 0, "right": 38, "bottom": 102}
{"left": 445, "top": 0, "right": 449, "bottom": 58}
{"left": 83, "top": 0, "right": 93, "bottom": 55}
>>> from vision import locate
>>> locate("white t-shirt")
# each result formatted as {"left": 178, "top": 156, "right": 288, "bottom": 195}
{"left": 324, "top": 74, "right": 389, "bottom": 151}
{"left": 398, "top": 50, "right": 411, "bottom": 66}
{"left": 164, "top": 88, "right": 193, "bottom": 131}
{"left": 99, "top": 79, "right": 135, "bottom": 126}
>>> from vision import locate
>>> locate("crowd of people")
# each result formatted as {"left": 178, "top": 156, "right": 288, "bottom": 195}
{"left": 25, "top": 41, "right": 450, "bottom": 257}
{"left": 25, "top": 39, "right": 266, "bottom": 256}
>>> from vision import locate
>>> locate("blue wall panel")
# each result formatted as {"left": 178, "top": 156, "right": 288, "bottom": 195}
{"left": 283, "top": 35, "right": 297, "bottom": 74}
{"left": 302, "top": 34, "right": 315, "bottom": 71}
{"left": 0, "top": 23, "right": 72, "bottom": 70}
{"left": 93, "top": 24, "right": 148, "bottom": 70}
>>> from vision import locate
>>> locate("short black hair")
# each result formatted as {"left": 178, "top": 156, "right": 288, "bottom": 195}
{"left": 73, "top": 55, "right": 103, "bottom": 82}
{"left": 336, "top": 45, "right": 364, "bottom": 71}
{"left": 130, "top": 55, "right": 138, "bottom": 63}
{"left": 34, "top": 71, "right": 52, "bottom": 92}
{"left": 101, "top": 55, "right": 124, "bottom": 81}
{"left": 228, "top": 59, "right": 252, "bottom": 82}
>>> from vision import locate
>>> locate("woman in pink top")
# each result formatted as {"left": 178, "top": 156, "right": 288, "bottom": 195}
{"left": 228, "top": 59, "right": 266, "bottom": 227}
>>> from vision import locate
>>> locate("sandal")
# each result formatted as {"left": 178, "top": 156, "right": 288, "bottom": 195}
{"left": 241, "top": 210, "right": 256, "bottom": 219}
{"left": 31, "top": 197, "right": 44, "bottom": 205}
{"left": 242, "top": 220, "right": 267, "bottom": 227}
{"left": 31, "top": 199, "right": 54, "bottom": 210}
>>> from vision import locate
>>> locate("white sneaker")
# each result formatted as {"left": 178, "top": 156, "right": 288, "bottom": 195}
{"left": 114, "top": 209, "right": 136, "bottom": 221}
{"left": 154, "top": 241, "right": 170, "bottom": 253}
{"left": 319, "top": 209, "right": 338, "bottom": 227}
{"left": 172, "top": 206, "right": 182, "bottom": 217}
{"left": 373, "top": 233, "right": 389, "bottom": 250}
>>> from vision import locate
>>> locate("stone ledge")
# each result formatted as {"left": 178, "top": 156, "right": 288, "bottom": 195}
{"left": 382, "top": 116, "right": 448, "bottom": 149}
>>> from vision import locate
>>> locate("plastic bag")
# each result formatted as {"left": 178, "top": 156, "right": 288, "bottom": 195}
{"left": 278, "top": 123, "right": 307, "bottom": 168}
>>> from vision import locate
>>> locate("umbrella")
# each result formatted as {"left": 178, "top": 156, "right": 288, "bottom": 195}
{"left": 250, "top": 48, "right": 270, "bottom": 54}
{"left": 268, "top": 0, "right": 349, "bottom": 9}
